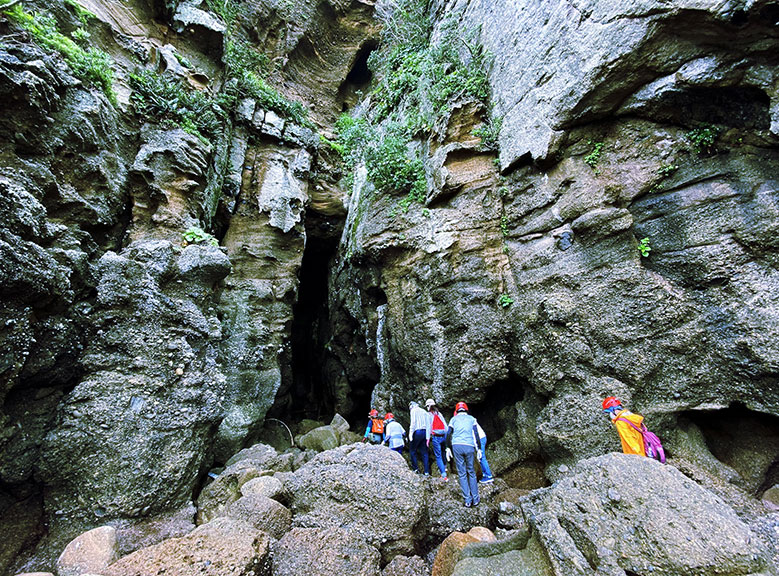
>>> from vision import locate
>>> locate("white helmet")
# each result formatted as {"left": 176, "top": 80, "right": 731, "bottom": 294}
{"left": 425, "top": 398, "right": 436, "bottom": 408}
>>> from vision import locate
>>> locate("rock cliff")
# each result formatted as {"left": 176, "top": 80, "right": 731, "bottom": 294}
{"left": 0, "top": 0, "right": 778, "bottom": 573}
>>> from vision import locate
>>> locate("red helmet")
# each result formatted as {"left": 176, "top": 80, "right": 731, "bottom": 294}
{"left": 454, "top": 401, "right": 468, "bottom": 414}
{"left": 369, "top": 409, "right": 379, "bottom": 417}
{"left": 602, "top": 396, "right": 621, "bottom": 410}
{"left": 384, "top": 413, "right": 394, "bottom": 421}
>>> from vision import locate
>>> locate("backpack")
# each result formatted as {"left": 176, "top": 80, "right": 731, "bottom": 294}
{"left": 616, "top": 417, "right": 666, "bottom": 463}
{"left": 432, "top": 413, "right": 445, "bottom": 432}
{"left": 370, "top": 418, "right": 385, "bottom": 434}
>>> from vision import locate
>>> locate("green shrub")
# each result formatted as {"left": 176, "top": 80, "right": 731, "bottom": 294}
{"left": 365, "top": 125, "right": 425, "bottom": 197}
{"left": 367, "top": 6, "right": 490, "bottom": 128}
{"left": 472, "top": 114, "right": 502, "bottom": 151}
{"left": 3, "top": 5, "right": 116, "bottom": 103}
{"left": 499, "top": 294, "right": 514, "bottom": 308}
{"left": 637, "top": 237, "right": 651, "bottom": 257}
{"left": 129, "top": 69, "right": 223, "bottom": 141}
{"left": 583, "top": 140, "right": 604, "bottom": 170}
{"left": 686, "top": 124, "right": 719, "bottom": 154}
{"left": 182, "top": 226, "right": 218, "bottom": 246}
{"left": 657, "top": 163, "right": 678, "bottom": 177}
{"left": 63, "top": 0, "right": 95, "bottom": 26}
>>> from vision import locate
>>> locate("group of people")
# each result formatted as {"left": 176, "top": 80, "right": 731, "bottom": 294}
{"left": 362, "top": 394, "right": 660, "bottom": 508}
{"left": 362, "top": 399, "right": 492, "bottom": 508}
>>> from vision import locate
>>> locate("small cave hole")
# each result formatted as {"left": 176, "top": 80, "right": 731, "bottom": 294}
{"left": 337, "top": 41, "right": 376, "bottom": 113}
{"left": 651, "top": 86, "right": 771, "bottom": 130}
{"left": 682, "top": 403, "right": 779, "bottom": 497}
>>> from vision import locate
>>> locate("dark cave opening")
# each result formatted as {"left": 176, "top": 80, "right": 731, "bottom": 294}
{"left": 682, "top": 403, "right": 779, "bottom": 496}
{"left": 467, "top": 371, "right": 527, "bottom": 441}
{"left": 647, "top": 86, "right": 771, "bottom": 130}
{"left": 337, "top": 41, "right": 376, "bottom": 112}
{"left": 280, "top": 237, "right": 339, "bottom": 424}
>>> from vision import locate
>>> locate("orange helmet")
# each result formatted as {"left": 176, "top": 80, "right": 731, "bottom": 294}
{"left": 454, "top": 401, "right": 468, "bottom": 414}
{"left": 384, "top": 412, "right": 395, "bottom": 421}
{"left": 602, "top": 396, "right": 621, "bottom": 410}
{"left": 369, "top": 409, "right": 379, "bottom": 417}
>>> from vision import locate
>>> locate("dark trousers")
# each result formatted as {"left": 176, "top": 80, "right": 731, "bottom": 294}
{"left": 409, "top": 429, "right": 430, "bottom": 474}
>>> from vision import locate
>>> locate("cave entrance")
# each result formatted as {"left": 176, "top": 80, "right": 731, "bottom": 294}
{"left": 683, "top": 404, "right": 779, "bottom": 497}
{"left": 281, "top": 236, "right": 339, "bottom": 424}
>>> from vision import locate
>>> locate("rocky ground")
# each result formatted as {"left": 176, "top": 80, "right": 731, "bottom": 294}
{"left": 9, "top": 431, "right": 779, "bottom": 576}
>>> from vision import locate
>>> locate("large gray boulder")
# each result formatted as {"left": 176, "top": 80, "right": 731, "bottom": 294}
{"left": 520, "top": 454, "right": 770, "bottom": 576}
{"left": 283, "top": 444, "right": 426, "bottom": 559}
{"left": 272, "top": 527, "right": 381, "bottom": 576}
{"left": 103, "top": 516, "right": 271, "bottom": 576}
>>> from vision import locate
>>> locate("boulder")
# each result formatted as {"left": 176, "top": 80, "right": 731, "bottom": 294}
{"left": 222, "top": 495, "right": 291, "bottom": 539}
{"left": 381, "top": 555, "right": 428, "bottom": 576}
{"left": 196, "top": 461, "right": 271, "bottom": 525}
{"left": 520, "top": 454, "right": 769, "bottom": 576}
{"left": 272, "top": 527, "right": 381, "bottom": 576}
{"left": 425, "top": 478, "right": 497, "bottom": 538}
{"left": 297, "top": 426, "right": 340, "bottom": 452}
{"left": 283, "top": 444, "right": 425, "bottom": 558}
{"left": 240, "top": 476, "right": 285, "bottom": 500}
{"left": 431, "top": 532, "right": 479, "bottom": 576}
{"left": 56, "top": 526, "right": 118, "bottom": 576}
{"left": 103, "top": 517, "right": 270, "bottom": 576}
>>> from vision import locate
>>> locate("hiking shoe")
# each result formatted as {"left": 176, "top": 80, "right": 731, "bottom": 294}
{"left": 479, "top": 477, "right": 494, "bottom": 484}
{"left": 472, "top": 499, "right": 480, "bottom": 507}
{"left": 463, "top": 502, "right": 472, "bottom": 508}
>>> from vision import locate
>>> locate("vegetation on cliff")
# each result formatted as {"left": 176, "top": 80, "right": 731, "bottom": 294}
{"left": 334, "top": 0, "right": 491, "bottom": 209}
{"left": 1, "top": 1, "right": 116, "bottom": 103}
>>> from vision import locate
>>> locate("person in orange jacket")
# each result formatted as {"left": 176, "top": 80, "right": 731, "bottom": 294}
{"left": 603, "top": 396, "right": 646, "bottom": 456}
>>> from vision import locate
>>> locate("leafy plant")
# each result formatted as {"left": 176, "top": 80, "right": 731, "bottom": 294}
{"left": 63, "top": 0, "right": 95, "bottom": 26}
{"left": 686, "top": 124, "right": 719, "bottom": 154}
{"left": 182, "top": 226, "right": 218, "bottom": 246}
{"left": 637, "top": 237, "right": 651, "bottom": 258}
{"left": 500, "top": 214, "right": 508, "bottom": 237}
{"left": 70, "top": 26, "right": 90, "bottom": 44}
{"left": 472, "top": 114, "right": 502, "bottom": 151}
{"left": 499, "top": 294, "right": 514, "bottom": 308}
{"left": 583, "top": 140, "right": 604, "bottom": 170}
{"left": 3, "top": 5, "right": 116, "bottom": 103}
{"left": 129, "top": 69, "right": 224, "bottom": 142}
{"left": 367, "top": 5, "right": 490, "bottom": 129}
{"left": 657, "top": 163, "right": 678, "bottom": 177}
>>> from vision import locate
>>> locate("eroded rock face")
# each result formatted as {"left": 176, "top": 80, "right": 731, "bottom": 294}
{"left": 38, "top": 240, "right": 230, "bottom": 522}
{"left": 330, "top": 101, "right": 779, "bottom": 477}
{"left": 521, "top": 453, "right": 769, "bottom": 576}
{"left": 216, "top": 136, "right": 313, "bottom": 461}
{"left": 439, "top": 0, "right": 779, "bottom": 167}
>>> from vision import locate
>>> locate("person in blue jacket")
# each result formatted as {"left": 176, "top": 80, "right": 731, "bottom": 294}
{"left": 445, "top": 401, "right": 481, "bottom": 507}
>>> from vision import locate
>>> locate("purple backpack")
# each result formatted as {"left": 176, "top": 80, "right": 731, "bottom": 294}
{"left": 616, "top": 417, "right": 666, "bottom": 463}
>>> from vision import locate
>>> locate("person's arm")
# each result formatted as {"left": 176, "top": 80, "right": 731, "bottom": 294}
{"left": 445, "top": 424, "right": 453, "bottom": 460}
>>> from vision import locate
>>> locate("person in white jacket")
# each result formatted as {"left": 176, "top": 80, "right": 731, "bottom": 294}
{"left": 382, "top": 413, "right": 406, "bottom": 454}
{"left": 408, "top": 401, "right": 432, "bottom": 475}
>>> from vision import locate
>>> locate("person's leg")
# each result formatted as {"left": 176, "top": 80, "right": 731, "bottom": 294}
{"left": 453, "top": 445, "right": 471, "bottom": 505}
{"left": 410, "top": 430, "right": 425, "bottom": 472}
{"left": 422, "top": 435, "right": 430, "bottom": 474}
{"left": 431, "top": 436, "right": 447, "bottom": 476}
{"left": 409, "top": 432, "right": 419, "bottom": 471}
{"left": 464, "top": 448, "right": 479, "bottom": 505}
{"left": 479, "top": 437, "right": 493, "bottom": 482}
